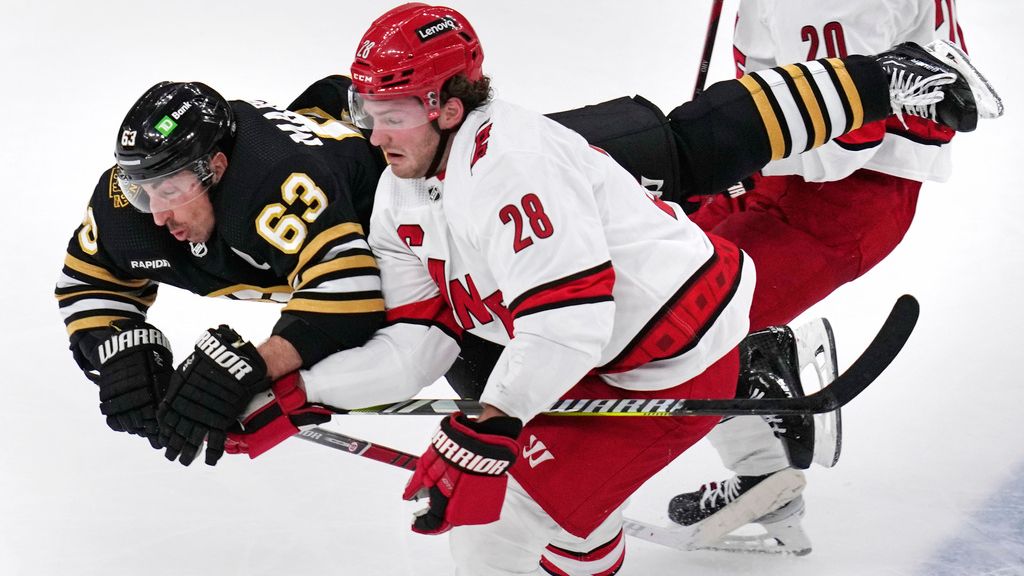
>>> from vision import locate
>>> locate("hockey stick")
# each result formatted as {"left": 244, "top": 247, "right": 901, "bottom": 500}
{"left": 294, "top": 427, "right": 789, "bottom": 553}
{"left": 329, "top": 295, "right": 918, "bottom": 418}
{"left": 296, "top": 426, "right": 418, "bottom": 470}
{"left": 693, "top": 0, "right": 725, "bottom": 98}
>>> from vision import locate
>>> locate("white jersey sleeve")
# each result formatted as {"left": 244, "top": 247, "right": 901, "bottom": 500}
{"left": 734, "top": 0, "right": 962, "bottom": 182}
{"left": 299, "top": 176, "right": 461, "bottom": 410}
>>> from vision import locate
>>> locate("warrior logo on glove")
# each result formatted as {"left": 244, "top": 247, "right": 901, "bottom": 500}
{"left": 94, "top": 319, "right": 174, "bottom": 449}
{"left": 428, "top": 426, "right": 513, "bottom": 476}
{"left": 403, "top": 412, "right": 523, "bottom": 535}
{"left": 194, "top": 330, "right": 256, "bottom": 380}
{"left": 158, "top": 325, "right": 270, "bottom": 466}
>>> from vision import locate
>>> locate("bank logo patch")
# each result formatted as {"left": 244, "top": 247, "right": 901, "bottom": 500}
{"left": 155, "top": 115, "right": 177, "bottom": 137}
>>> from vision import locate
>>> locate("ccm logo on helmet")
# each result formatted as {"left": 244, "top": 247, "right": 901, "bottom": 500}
{"left": 415, "top": 17, "right": 458, "bottom": 42}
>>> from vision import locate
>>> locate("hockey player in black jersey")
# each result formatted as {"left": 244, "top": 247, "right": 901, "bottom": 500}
{"left": 57, "top": 38, "right": 988, "bottom": 470}
{"left": 56, "top": 81, "right": 386, "bottom": 465}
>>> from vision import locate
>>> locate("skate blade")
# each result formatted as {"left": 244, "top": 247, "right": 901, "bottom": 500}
{"left": 698, "top": 532, "right": 812, "bottom": 556}
{"left": 925, "top": 39, "right": 1004, "bottom": 119}
{"left": 793, "top": 318, "right": 842, "bottom": 468}
{"left": 622, "top": 517, "right": 811, "bottom": 556}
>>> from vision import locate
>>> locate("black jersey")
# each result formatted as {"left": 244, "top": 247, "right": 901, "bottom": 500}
{"left": 58, "top": 93, "right": 386, "bottom": 372}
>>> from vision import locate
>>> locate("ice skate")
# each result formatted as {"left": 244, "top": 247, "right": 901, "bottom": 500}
{"left": 665, "top": 468, "right": 806, "bottom": 549}
{"left": 876, "top": 40, "right": 1003, "bottom": 132}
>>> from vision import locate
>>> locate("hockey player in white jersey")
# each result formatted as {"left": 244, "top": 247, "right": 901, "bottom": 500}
{"left": 343, "top": 4, "right": 755, "bottom": 574}
{"left": 672, "top": 0, "right": 1003, "bottom": 555}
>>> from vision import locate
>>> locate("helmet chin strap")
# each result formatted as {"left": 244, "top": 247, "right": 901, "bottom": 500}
{"left": 425, "top": 120, "right": 457, "bottom": 178}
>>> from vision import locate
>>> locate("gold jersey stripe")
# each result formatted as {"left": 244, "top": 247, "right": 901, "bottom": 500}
{"left": 63, "top": 254, "right": 150, "bottom": 288}
{"left": 55, "top": 289, "right": 156, "bottom": 307}
{"left": 824, "top": 58, "right": 864, "bottom": 131}
{"left": 295, "top": 254, "right": 378, "bottom": 290}
{"left": 781, "top": 64, "right": 828, "bottom": 150}
{"left": 283, "top": 297, "right": 385, "bottom": 314}
{"left": 289, "top": 222, "right": 366, "bottom": 286}
{"left": 65, "top": 315, "right": 130, "bottom": 336}
{"left": 739, "top": 75, "right": 786, "bottom": 160}
{"left": 205, "top": 284, "right": 293, "bottom": 298}
{"left": 295, "top": 107, "right": 365, "bottom": 136}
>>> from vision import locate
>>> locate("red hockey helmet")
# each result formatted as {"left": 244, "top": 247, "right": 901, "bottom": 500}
{"left": 348, "top": 3, "right": 484, "bottom": 129}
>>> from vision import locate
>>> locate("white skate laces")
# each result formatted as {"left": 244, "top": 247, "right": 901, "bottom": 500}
{"left": 763, "top": 414, "right": 787, "bottom": 435}
{"left": 886, "top": 66, "right": 956, "bottom": 129}
{"left": 699, "top": 477, "right": 744, "bottom": 512}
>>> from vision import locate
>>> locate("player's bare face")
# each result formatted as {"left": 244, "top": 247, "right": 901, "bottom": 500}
{"left": 148, "top": 172, "right": 216, "bottom": 243}
{"left": 364, "top": 98, "right": 440, "bottom": 178}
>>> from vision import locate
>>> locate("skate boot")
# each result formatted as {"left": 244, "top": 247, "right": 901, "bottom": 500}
{"left": 876, "top": 40, "right": 1003, "bottom": 132}
{"left": 739, "top": 325, "right": 816, "bottom": 469}
{"left": 666, "top": 468, "right": 806, "bottom": 548}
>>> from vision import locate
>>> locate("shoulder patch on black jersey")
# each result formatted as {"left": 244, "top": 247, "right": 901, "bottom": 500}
{"left": 107, "top": 168, "right": 131, "bottom": 209}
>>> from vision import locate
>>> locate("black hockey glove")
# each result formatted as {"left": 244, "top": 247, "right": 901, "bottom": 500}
{"left": 94, "top": 319, "right": 173, "bottom": 449}
{"left": 158, "top": 325, "right": 270, "bottom": 466}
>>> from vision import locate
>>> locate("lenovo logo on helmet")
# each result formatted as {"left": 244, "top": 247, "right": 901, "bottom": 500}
{"left": 415, "top": 17, "right": 458, "bottom": 42}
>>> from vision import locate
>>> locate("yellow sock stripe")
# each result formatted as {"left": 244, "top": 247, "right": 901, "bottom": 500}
{"left": 824, "top": 58, "right": 864, "bottom": 131}
{"left": 283, "top": 297, "right": 385, "bottom": 314}
{"left": 739, "top": 75, "right": 786, "bottom": 160}
{"left": 289, "top": 222, "right": 366, "bottom": 286}
{"left": 782, "top": 64, "right": 828, "bottom": 151}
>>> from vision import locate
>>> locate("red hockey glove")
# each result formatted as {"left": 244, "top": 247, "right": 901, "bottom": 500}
{"left": 224, "top": 372, "right": 333, "bottom": 459}
{"left": 402, "top": 412, "right": 522, "bottom": 535}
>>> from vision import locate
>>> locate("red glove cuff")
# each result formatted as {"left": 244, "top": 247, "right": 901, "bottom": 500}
{"left": 225, "top": 372, "right": 332, "bottom": 459}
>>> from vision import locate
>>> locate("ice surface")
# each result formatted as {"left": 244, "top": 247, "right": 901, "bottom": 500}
{"left": 2, "top": 1, "right": 1022, "bottom": 574}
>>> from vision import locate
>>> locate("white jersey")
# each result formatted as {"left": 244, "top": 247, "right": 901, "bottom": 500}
{"left": 735, "top": 0, "right": 966, "bottom": 182}
{"left": 303, "top": 99, "right": 753, "bottom": 422}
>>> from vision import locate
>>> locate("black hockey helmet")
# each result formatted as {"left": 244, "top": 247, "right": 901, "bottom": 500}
{"left": 115, "top": 81, "right": 234, "bottom": 179}
{"left": 114, "top": 82, "right": 235, "bottom": 211}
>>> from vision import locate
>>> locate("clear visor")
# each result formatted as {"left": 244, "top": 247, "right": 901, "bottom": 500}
{"left": 116, "top": 157, "right": 214, "bottom": 213}
{"left": 348, "top": 87, "right": 436, "bottom": 131}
